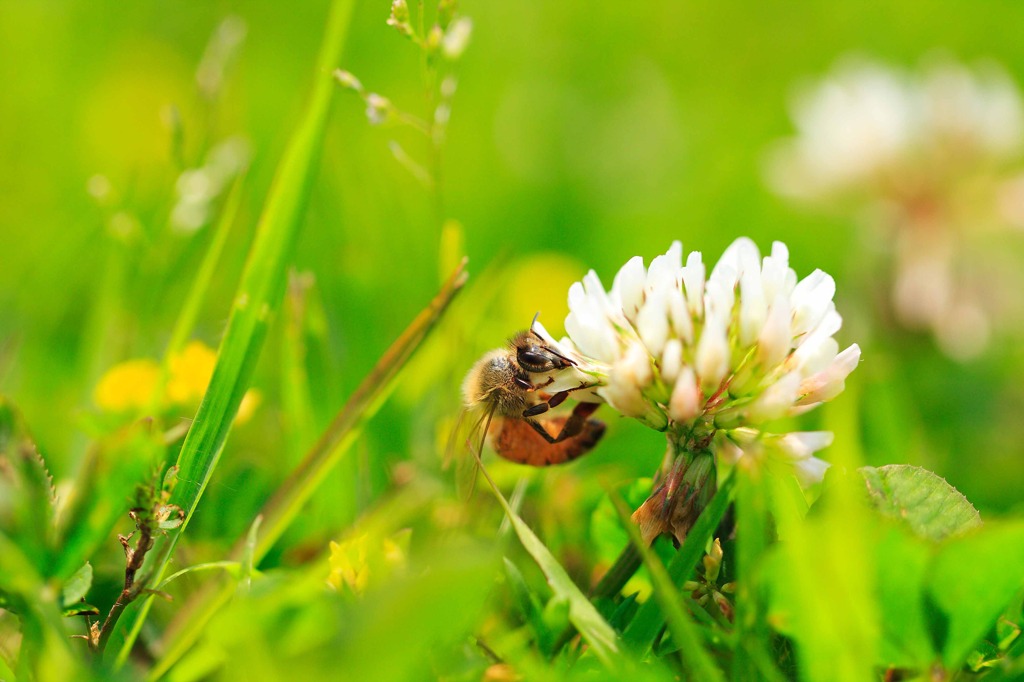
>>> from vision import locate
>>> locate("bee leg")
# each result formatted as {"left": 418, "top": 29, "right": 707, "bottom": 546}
{"left": 547, "top": 390, "right": 569, "bottom": 408}
{"left": 525, "top": 417, "right": 559, "bottom": 444}
{"left": 551, "top": 401, "right": 599, "bottom": 442}
{"left": 520, "top": 387, "right": 568, "bottom": 418}
{"left": 529, "top": 376, "right": 555, "bottom": 391}
{"left": 523, "top": 401, "right": 601, "bottom": 444}
{"left": 522, "top": 402, "right": 550, "bottom": 418}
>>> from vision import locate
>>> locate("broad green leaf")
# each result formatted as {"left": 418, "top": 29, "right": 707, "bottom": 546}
{"left": 764, "top": 465, "right": 879, "bottom": 682}
{"left": 62, "top": 603, "right": 100, "bottom": 618}
{"left": 478, "top": 462, "right": 621, "bottom": 669}
{"left": 875, "top": 526, "right": 935, "bottom": 668}
{"left": 0, "top": 530, "right": 78, "bottom": 679}
{"left": 0, "top": 398, "right": 56, "bottom": 570}
{"left": 110, "top": 0, "right": 357, "bottom": 664}
{"left": 928, "top": 520, "right": 1024, "bottom": 667}
{"left": 862, "top": 464, "right": 981, "bottom": 541}
{"left": 61, "top": 562, "right": 93, "bottom": 608}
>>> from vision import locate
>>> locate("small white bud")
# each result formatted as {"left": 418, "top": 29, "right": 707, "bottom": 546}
{"left": 797, "top": 343, "right": 861, "bottom": 405}
{"left": 776, "top": 431, "right": 834, "bottom": 460}
{"left": 440, "top": 76, "right": 458, "bottom": 99}
{"left": 334, "top": 69, "right": 363, "bottom": 92}
{"left": 602, "top": 343, "right": 652, "bottom": 417}
{"left": 660, "top": 339, "right": 683, "bottom": 384}
{"left": 695, "top": 313, "right": 729, "bottom": 392}
{"left": 636, "top": 288, "right": 670, "bottom": 358}
{"left": 738, "top": 267, "right": 767, "bottom": 347}
{"left": 365, "top": 93, "right": 392, "bottom": 125}
{"left": 757, "top": 294, "right": 792, "bottom": 369}
{"left": 791, "top": 269, "right": 836, "bottom": 337}
{"left": 747, "top": 371, "right": 800, "bottom": 423}
{"left": 681, "top": 251, "right": 706, "bottom": 318}
{"left": 386, "top": 0, "right": 414, "bottom": 37}
{"left": 86, "top": 174, "right": 112, "bottom": 202}
{"left": 790, "top": 329, "right": 839, "bottom": 377}
{"left": 611, "top": 255, "right": 646, "bottom": 322}
{"left": 441, "top": 17, "right": 473, "bottom": 60}
{"left": 669, "top": 367, "right": 701, "bottom": 423}
{"left": 791, "top": 456, "right": 830, "bottom": 486}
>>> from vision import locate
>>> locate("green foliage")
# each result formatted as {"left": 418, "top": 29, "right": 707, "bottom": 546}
{"left": 478, "top": 460, "right": 622, "bottom": 670}
{"left": 1, "top": 1, "right": 1024, "bottom": 681}
{"left": 863, "top": 464, "right": 982, "bottom": 540}
{"left": 622, "top": 470, "right": 736, "bottom": 652}
{"left": 0, "top": 399, "right": 56, "bottom": 573}
{"left": 61, "top": 563, "right": 94, "bottom": 609}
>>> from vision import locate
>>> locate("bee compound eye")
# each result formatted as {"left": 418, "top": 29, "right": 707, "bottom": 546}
{"left": 517, "top": 349, "right": 556, "bottom": 372}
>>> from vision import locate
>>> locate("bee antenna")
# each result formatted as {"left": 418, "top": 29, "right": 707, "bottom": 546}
{"left": 530, "top": 311, "right": 541, "bottom": 331}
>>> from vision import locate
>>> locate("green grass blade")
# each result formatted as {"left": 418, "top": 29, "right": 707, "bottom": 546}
{"left": 146, "top": 263, "right": 467, "bottom": 680}
{"left": 154, "top": 562, "right": 243, "bottom": 592}
{"left": 238, "top": 260, "right": 467, "bottom": 562}
{"left": 622, "top": 469, "right": 736, "bottom": 651}
{"left": 158, "top": 175, "right": 244, "bottom": 383}
{"left": 732, "top": 469, "right": 772, "bottom": 680}
{"left": 475, "top": 458, "right": 622, "bottom": 670}
{"left": 608, "top": 489, "right": 725, "bottom": 682}
{"left": 109, "top": 0, "right": 355, "bottom": 665}
{"left": 280, "top": 273, "right": 319, "bottom": 460}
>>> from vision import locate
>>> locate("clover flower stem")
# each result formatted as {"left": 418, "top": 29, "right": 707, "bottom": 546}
{"left": 633, "top": 433, "right": 718, "bottom": 546}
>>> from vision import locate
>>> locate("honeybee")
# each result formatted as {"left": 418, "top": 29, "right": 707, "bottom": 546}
{"left": 454, "top": 324, "right": 605, "bottom": 468}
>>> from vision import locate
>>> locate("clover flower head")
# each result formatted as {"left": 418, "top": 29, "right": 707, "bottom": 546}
{"left": 767, "top": 56, "right": 1024, "bottom": 201}
{"left": 534, "top": 238, "right": 860, "bottom": 486}
{"left": 767, "top": 56, "right": 1024, "bottom": 360}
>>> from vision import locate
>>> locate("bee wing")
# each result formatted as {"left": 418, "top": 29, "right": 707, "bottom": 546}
{"left": 443, "top": 406, "right": 471, "bottom": 471}
{"left": 444, "top": 404, "right": 496, "bottom": 500}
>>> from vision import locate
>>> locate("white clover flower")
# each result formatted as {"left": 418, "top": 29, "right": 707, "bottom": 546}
{"left": 767, "top": 56, "right": 1024, "bottom": 201}
{"left": 766, "top": 56, "right": 1024, "bottom": 360}
{"left": 532, "top": 238, "right": 860, "bottom": 488}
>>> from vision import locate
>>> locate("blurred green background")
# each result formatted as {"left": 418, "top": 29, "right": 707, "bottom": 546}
{"left": 1, "top": 0, "right": 1023, "bottom": 559}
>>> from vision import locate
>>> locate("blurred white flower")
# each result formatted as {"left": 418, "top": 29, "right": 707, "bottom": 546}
{"left": 441, "top": 17, "right": 473, "bottom": 60}
{"left": 365, "top": 93, "right": 393, "bottom": 126}
{"left": 767, "top": 57, "right": 1024, "bottom": 201}
{"left": 766, "top": 56, "right": 1024, "bottom": 360}
{"left": 532, "top": 238, "right": 860, "bottom": 489}
{"left": 170, "top": 136, "right": 250, "bottom": 232}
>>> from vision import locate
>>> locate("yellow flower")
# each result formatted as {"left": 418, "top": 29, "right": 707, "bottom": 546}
{"left": 166, "top": 341, "right": 217, "bottom": 404}
{"left": 236, "top": 390, "right": 262, "bottom": 424}
{"left": 327, "top": 531, "right": 408, "bottom": 595}
{"left": 94, "top": 340, "right": 260, "bottom": 423}
{"left": 93, "top": 359, "right": 160, "bottom": 412}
